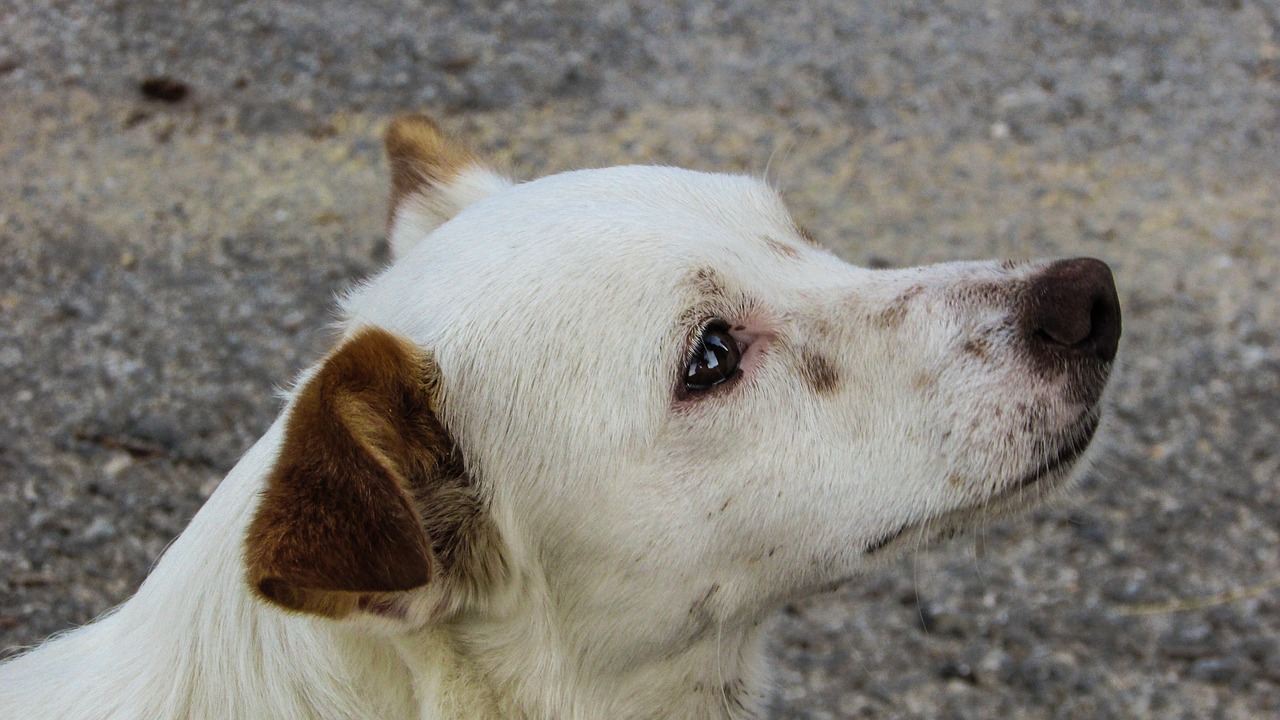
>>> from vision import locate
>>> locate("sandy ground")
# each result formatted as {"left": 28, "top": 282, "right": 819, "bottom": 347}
{"left": 2, "top": 1, "right": 1279, "bottom": 717}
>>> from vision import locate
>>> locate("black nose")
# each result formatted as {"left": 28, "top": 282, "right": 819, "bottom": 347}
{"left": 1022, "top": 258, "right": 1121, "bottom": 362}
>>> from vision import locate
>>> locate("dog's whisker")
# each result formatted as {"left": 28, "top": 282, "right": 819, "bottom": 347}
{"left": 761, "top": 126, "right": 801, "bottom": 195}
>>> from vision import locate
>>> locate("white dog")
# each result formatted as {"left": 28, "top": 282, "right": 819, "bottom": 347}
{"left": 0, "top": 115, "right": 1120, "bottom": 719}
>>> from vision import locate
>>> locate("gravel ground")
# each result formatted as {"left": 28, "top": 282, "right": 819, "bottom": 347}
{"left": 2, "top": 1, "right": 1279, "bottom": 718}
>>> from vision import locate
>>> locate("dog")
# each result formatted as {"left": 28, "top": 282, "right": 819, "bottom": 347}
{"left": 0, "top": 114, "right": 1120, "bottom": 719}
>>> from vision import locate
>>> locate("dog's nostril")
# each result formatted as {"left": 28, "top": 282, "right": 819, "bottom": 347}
{"left": 1024, "top": 257, "right": 1121, "bottom": 362}
{"left": 1035, "top": 303, "right": 1093, "bottom": 347}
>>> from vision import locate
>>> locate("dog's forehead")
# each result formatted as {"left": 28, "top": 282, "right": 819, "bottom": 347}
{"left": 452, "top": 167, "right": 807, "bottom": 285}
{"left": 503, "top": 166, "right": 796, "bottom": 237}
{"left": 348, "top": 165, "right": 837, "bottom": 355}
{"left": 479, "top": 167, "right": 828, "bottom": 287}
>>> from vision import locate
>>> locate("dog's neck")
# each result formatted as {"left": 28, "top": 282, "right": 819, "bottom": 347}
{"left": 370, "top": 509, "right": 777, "bottom": 719}
{"left": 3, "top": 416, "right": 771, "bottom": 719}
{"left": 424, "top": 587, "right": 774, "bottom": 720}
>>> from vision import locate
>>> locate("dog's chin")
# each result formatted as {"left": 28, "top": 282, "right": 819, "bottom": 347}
{"left": 863, "top": 414, "right": 1101, "bottom": 557}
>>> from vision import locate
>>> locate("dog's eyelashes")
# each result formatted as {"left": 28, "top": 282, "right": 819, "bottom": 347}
{"left": 684, "top": 321, "right": 742, "bottom": 392}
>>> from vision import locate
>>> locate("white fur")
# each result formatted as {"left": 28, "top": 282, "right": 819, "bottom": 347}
{"left": 0, "top": 158, "right": 1112, "bottom": 719}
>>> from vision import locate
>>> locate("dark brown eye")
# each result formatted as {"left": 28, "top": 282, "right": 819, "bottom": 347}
{"left": 684, "top": 321, "right": 742, "bottom": 391}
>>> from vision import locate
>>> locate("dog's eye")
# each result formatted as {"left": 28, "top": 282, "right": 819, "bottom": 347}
{"left": 685, "top": 321, "right": 741, "bottom": 392}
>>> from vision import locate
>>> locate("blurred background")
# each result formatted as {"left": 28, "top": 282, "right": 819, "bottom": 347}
{"left": 1, "top": 1, "right": 1278, "bottom": 717}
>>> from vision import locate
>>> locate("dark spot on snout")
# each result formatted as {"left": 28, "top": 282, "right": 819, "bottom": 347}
{"left": 1021, "top": 258, "right": 1121, "bottom": 364}
{"left": 800, "top": 350, "right": 841, "bottom": 395}
{"left": 962, "top": 336, "right": 991, "bottom": 361}
{"left": 954, "top": 281, "right": 1015, "bottom": 306}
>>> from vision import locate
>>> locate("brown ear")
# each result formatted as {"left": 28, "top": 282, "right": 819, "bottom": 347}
{"left": 384, "top": 113, "right": 511, "bottom": 259}
{"left": 245, "top": 328, "right": 453, "bottom": 618}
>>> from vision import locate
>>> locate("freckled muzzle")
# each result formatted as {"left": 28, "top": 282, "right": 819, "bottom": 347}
{"left": 865, "top": 259, "right": 1122, "bottom": 558}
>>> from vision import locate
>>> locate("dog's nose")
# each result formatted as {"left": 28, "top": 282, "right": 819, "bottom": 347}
{"left": 1022, "top": 258, "right": 1121, "bottom": 362}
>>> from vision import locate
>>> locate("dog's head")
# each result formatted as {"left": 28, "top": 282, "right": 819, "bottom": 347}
{"left": 244, "top": 115, "right": 1119, "bottom": 647}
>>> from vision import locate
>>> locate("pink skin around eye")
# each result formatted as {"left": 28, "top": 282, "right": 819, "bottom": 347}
{"left": 730, "top": 324, "right": 772, "bottom": 380}
{"left": 674, "top": 317, "right": 776, "bottom": 407}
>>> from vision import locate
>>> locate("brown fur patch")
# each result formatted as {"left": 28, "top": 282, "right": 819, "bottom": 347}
{"left": 875, "top": 285, "right": 923, "bottom": 329}
{"left": 810, "top": 316, "right": 835, "bottom": 338}
{"left": 690, "top": 266, "right": 726, "bottom": 296}
{"left": 799, "top": 350, "right": 841, "bottom": 395}
{"left": 384, "top": 113, "right": 477, "bottom": 232}
{"left": 763, "top": 234, "right": 801, "bottom": 259}
{"left": 913, "top": 370, "right": 939, "bottom": 393}
{"left": 963, "top": 336, "right": 992, "bottom": 361}
{"left": 949, "top": 280, "right": 1018, "bottom": 308}
{"left": 244, "top": 327, "right": 504, "bottom": 618}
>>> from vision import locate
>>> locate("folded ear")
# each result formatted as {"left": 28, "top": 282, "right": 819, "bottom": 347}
{"left": 384, "top": 113, "right": 512, "bottom": 259}
{"left": 244, "top": 327, "right": 454, "bottom": 619}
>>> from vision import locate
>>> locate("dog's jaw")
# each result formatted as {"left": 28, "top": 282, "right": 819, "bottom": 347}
{"left": 864, "top": 407, "right": 1105, "bottom": 558}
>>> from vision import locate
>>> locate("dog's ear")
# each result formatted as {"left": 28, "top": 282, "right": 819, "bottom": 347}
{"left": 244, "top": 327, "right": 454, "bottom": 619}
{"left": 384, "top": 113, "right": 511, "bottom": 259}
